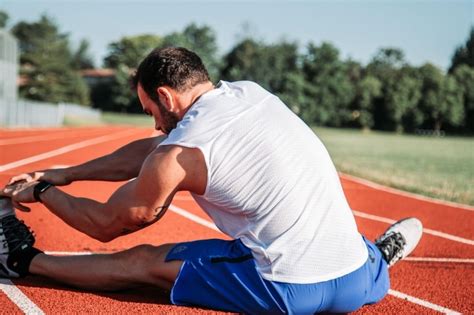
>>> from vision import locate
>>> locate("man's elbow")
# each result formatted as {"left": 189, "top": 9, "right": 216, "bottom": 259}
{"left": 92, "top": 214, "right": 144, "bottom": 243}
{"left": 85, "top": 216, "right": 121, "bottom": 243}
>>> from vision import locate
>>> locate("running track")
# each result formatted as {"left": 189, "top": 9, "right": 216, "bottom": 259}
{"left": 0, "top": 126, "right": 472, "bottom": 314}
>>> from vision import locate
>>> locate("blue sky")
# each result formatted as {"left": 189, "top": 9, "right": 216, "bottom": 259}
{"left": 1, "top": 0, "right": 473, "bottom": 70}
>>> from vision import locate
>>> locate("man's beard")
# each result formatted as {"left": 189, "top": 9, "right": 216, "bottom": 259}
{"left": 159, "top": 105, "right": 180, "bottom": 134}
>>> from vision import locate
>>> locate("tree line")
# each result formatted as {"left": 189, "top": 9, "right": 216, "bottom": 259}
{"left": 1, "top": 12, "right": 473, "bottom": 133}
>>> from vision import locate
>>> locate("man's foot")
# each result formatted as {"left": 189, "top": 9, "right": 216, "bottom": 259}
{"left": 0, "top": 197, "right": 37, "bottom": 278}
{"left": 375, "top": 217, "right": 423, "bottom": 267}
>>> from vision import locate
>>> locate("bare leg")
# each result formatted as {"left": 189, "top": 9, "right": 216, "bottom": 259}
{"left": 29, "top": 244, "right": 183, "bottom": 291}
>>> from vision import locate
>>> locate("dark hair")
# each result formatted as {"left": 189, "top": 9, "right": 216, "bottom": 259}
{"left": 132, "top": 47, "right": 210, "bottom": 103}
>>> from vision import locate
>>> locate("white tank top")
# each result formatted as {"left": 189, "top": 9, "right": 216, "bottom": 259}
{"left": 160, "top": 81, "right": 368, "bottom": 283}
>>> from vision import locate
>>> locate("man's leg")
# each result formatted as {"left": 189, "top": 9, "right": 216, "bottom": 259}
{"left": 29, "top": 244, "right": 183, "bottom": 291}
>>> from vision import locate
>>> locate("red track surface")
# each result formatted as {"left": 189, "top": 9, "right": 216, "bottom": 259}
{"left": 0, "top": 126, "right": 472, "bottom": 314}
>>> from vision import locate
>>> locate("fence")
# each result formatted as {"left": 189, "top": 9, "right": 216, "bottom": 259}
{"left": 0, "top": 29, "right": 19, "bottom": 127}
{"left": 1, "top": 29, "right": 102, "bottom": 128}
{"left": 1, "top": 99, "right": 102, "bottom": 127}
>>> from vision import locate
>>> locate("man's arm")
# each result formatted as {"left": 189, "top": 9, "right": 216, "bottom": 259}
{"left": 8, "top": 136, "right": 166, "bottom": 186}
{"left": 4, "top": 145, "right": 207, "bottom": 242}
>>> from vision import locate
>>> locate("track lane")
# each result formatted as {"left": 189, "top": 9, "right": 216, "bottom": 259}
{"left": 0, "top": 126, "right": 472, "bottom": 314}
{"left": 0, "top": 126, "right": 119, "bottom": 143}
{"left": 0, "top": 127, "right": 82, "bottom": 139}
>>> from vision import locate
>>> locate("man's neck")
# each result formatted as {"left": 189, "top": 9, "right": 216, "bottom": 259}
{"left": 176, "top": 81, "right": 215, "bottom": 118}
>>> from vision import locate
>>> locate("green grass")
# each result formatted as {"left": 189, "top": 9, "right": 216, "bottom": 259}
{"left": 101, "top": 112, "right": 154, "bottom": 127}
{"left": 64, "top": 112, "right": 153, "bottom": 127}
{"left": 64, "top": 112, "right": 153, "bottom": 128}
{"left": 314, "top": 127, "right": 474, "bottom": 206}
{"left": 63, "top": 115, "right": 104, "bottom": 126}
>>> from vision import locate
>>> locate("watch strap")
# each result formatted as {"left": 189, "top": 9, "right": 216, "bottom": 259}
{"left": 33, "top": 181, "right": 54, "bottom": 203}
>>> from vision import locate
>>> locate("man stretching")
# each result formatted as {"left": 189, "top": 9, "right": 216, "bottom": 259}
{"left": 0, "top": 47, "right": 422, "bottom": 314}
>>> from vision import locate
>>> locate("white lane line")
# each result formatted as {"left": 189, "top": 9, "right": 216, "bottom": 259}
{"left": 45, "top": 251, "right": 93, "bottom": 255}
{"left": 404, "top": 257, "right": 474, "bottom": 263}
{"left": 352, "top": 210, "right": 474, "bottom": 246}
{"left": 0, "top": 278, "right": 45, "bottom": 314}
{"left": 388, "top": 289, "right": 461, "bottom": 315}
{"left": 340, "top": 173, "right": 474, "bottom": 211}
{"left": 169, "top": 205, "right": 219, "bottom": 231}
{"left": 0, "top": 129, "right": 141, "bottom": 173}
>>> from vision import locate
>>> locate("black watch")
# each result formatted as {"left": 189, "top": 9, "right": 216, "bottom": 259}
{"left": 33, "top": 181, "right": 54, "bottom": 203}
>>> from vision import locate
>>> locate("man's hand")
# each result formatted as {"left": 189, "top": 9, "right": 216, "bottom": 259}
{"left": 8, "top": 169, "right": 71, "bottom": 187}
{"left": 1, "top": 181, "right": 38, "bottom": 212}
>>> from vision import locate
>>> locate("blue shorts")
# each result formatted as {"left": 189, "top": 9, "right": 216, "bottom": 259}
{"left": 165, "top": 236, "right": 389, "bottom": 314}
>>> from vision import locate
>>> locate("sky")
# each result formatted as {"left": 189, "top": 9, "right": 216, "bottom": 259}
{"left": 1, "top": 0, "right": 473, "bottom": 70}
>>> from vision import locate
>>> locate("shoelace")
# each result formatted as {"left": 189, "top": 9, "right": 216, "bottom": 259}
{"left": 1, "top": 216, "right": 34, "bottom": 253}
{"left": 376, "top": 231, "right": 406, "bottom": 265}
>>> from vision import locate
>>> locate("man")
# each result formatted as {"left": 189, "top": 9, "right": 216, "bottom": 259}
{"left": 0, "top": 47, "right": 423, "bottom": 314}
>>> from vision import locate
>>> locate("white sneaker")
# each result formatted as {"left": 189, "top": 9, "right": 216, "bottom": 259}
{"left": 0, "top": 197, "right": 36, "bottom": 278}
{"left": 375, "top": 217, "right": 423, "bottom": 267}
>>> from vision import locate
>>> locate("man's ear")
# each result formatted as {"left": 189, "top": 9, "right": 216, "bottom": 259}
{"left": 156, "top": 87, "right": 175, "bottom": 111}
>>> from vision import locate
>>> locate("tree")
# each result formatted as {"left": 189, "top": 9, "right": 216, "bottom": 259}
{"left": 220, "top": 38, "right": 304, "bottom": 116}
{"left": 104, "top": 34, "right": 162, "bottom": 69}
{"left": 366, "top": 48, "right": 423, "bottom": 131}
{"left": 99, "top": 34, "right": 161, "bottom": 112}
{"left": 351, "top": 75, "right": 382, "bottom": 129}
{"left": 265, "top": 41, "right": 300, "bottom": 93}
{"left": 277, "top": 71, "right": 314, "bottom": 119}
{"left": 100, "top": 24, "right": 219, "bottom": 113}
{"left": 111, "top": 64, "right": 140, "bottom": 112}
{"left": 0, "top": 11, "right": 8, "bottom": 28}
{"left": 384, "top": 69, "right": 422, "bottom": 132}
{"left": 369, "top": 48, "right": 406, "bottom": 71}
{"left": 11, "top": 15, "right": 90, "bottom": 105}
{"left": 451, "top": 65, "right": 474, "bottom": 132}
{"left": 220, "top": 38, "right": 267, "bottom": 84}
{"left": 301, "top": 42, "right": 355, "bottom": 126}
{"left": 449, "top": 27, "right": 474, "bottom": 73}
{"left": 418, "top": 63, "right": 464, "bottom": 132}
{"left": 72, "top": 39, "right": 94, "bottom": 69}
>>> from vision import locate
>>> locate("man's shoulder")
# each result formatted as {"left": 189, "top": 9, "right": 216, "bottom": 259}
{"left": 150, "top": 144, "right": 207, "bottom": 194}
{"left": 226, "top": 80, "right": 266, "bottom": 91}
{"left": 223, "top": 80, "right": 274, "bottom": 103}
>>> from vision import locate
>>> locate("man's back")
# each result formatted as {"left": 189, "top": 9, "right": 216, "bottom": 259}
{"left": 161, "top": 80, "right": 368, "bottom": 283}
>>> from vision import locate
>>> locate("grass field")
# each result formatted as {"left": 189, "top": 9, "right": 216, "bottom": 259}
{"left": 314, "top": 127, "right": 474, "bottom": 206}
{"left": 64, "top": 112, "right": 154, "bottom": 127}
{"left": 67, "top": 112, "right": 473, "bottom": 206}
{"left": 101, "top": 112, "right": 154, "bottom": 126}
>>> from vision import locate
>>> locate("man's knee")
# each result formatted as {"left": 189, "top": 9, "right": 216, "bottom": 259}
{"left": 119, "top": 244, "right": 182, "bottom": 286}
